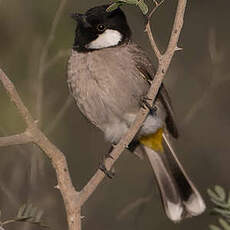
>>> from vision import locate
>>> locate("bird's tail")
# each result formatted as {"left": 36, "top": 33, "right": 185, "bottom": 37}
{"left": 139, "top": 129, "right": 206, "bottom": 222}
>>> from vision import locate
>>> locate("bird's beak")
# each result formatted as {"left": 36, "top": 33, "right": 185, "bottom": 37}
{"left": 71, "top": 13, "right": 91, "bottom": 28}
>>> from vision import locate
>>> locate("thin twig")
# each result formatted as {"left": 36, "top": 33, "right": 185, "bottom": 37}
{"left": 45, "top": 96, "right": 73, "bottom": 134}
{"left": 0, "top": 183, "right": 19, "bottom": 206}
{"left": 44, "top": 49, "right": 71, "bottom": 73}
{"left": 144, "top": 0, "right": 165, "bottom": 59}
{"left": 0, "top": 70, "right": 34, "bottom": 127}
{"left": 36, "top": 0, "right": 67, "bottom": 126}
{"left": 183, "top": 28, "right": 226, "bottom": 126}
{"left": 149, "top": 0, "right": 165, "bottom": 22}
{"left": 117, "top": 193, "right": 153, "bottom": 220}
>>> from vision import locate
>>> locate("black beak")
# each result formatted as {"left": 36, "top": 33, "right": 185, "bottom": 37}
{"left": 71, "top": 13, "right": 91, "bottom": 28}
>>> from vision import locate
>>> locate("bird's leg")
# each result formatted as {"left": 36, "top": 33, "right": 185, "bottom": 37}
{"left": 126, "top": 139, "right": 144, "bottom": 159}
{"left": 127, "top": 139, "right": 140, "bottom": 152}
{"left": 99, "top": 163, "right": 115, "bottom": 179}
{"left": 140, "top": 96, "right": 157, "bottom": 115}
{"left": 99, "top": 145, "right": 115, "bottom": 179}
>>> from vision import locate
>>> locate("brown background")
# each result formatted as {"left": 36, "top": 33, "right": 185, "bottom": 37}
{"left": 0, "top": 0, "right": 229, "bottom": 229}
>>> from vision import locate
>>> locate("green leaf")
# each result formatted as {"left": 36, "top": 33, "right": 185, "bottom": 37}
{"left": 210, "top": 198, "right": 230, "bottom": 209}
{"left": 227, "top": 191, "right": 230, "bottom": 204}
{"left": 208, "top": 188, "right": 225, "bottom": 202}
{"left": 119, "top": 0, "right": 138, "bottom": 4}
{"left": 215, "top": 186, "right": 226, "bottom": 201}
{"left": 209, "top": 225, "right": 222, "bottom": 230}
{"left": 108, "top": 0, "right": 148, "bottom": 15}
{"left": 213, "top": 208, "right": 230, "bottom": 217}
{"left": 210, "top": 198, "right": 224, "bottom": 207}
{"left": 106, "top": 3, "right": 122, "bottom": 12}
{"left": 136, "top": 0, "right": 148, "bottom": 14}
{"left": 219, "top": 218, "right": 230, "bottom": 230}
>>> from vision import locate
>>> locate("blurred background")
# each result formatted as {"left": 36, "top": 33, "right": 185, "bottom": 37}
{"left": 0, "top": 0, "right": 229, "bottom": 229}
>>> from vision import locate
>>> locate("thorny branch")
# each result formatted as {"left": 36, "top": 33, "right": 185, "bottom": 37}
{"left": 0, "top": 0, "right": 187, "bottom": 229}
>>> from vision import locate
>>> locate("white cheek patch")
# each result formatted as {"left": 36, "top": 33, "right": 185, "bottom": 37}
{"left": 87, "top": 29, "right": 122, "bottom": 49}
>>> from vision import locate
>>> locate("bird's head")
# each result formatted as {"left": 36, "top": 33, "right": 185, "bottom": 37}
{"left": 71, "top": 5, "right": 131, "bottom": 52}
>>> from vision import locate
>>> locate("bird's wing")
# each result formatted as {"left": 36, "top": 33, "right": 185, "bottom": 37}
{"left": 130, "top": 43, "right": 179, "bottom": 138}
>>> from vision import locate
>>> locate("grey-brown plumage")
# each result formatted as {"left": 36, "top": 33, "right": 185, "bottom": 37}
{"left": 68, "top": 43, "right": 149, "bottom": 133}
{"left": 68, "top": 43, "right": 167, "bottom": 140}
{"left": 68, "top": 5, "right": 206, "bottom": 222}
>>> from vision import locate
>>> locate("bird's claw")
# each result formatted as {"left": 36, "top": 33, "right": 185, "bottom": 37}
{"left": 140, "top": 96, "right": 157, "bottom": 115}
{"left": 99, "top": 163, "right": 115, "bottom": 179}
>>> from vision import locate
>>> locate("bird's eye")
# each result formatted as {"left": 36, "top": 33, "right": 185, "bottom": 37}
{"left": 97, "top": 24, "right": 106, "bottom": 32}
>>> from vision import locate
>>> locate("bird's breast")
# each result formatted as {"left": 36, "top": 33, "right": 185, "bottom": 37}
{"left": 67, "top": 46, "right": 149, "bottom": 131}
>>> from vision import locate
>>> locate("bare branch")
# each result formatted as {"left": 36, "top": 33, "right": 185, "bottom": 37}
{"left": 0, "top": 69, "right": 34, "bottom": 127}
{"left": 80, "top": 0, "right": 187, "bottom": 205}
{"left": 45, "top": 96, "right": 73, "bottom": 134}
{"left": 36, "top": 0, "right": 67, "bottom": 125}
{"left": 0, "top": 183, "right": 19, "bottom": 206}
{"left": 44, "top": 49, "right": 71, "bottom": 73}
{"left": 0, "top": 68, "right": 81, "bottom": 230}
{"left": 145, "top": 0, "right": 165, "bottom": 59}
{"left": 0, "top": 132, "right": 32, "bottom": 147}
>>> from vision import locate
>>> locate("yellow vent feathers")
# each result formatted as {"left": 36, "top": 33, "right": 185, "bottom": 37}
{"left": 139, "top": 128, "right": 163, "bottom": 153}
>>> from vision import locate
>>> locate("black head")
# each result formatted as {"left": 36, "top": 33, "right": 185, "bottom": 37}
{"left": 71, "top": 5, "right": 131, "bottom": 52}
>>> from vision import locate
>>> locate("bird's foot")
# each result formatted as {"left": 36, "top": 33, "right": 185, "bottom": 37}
{"left": 99, "top": 145, "right": 115, "bottom": 178}
{"left": 140, "top": 96, "right": 157, "bottom": 115}
{"left": 99, "top": 162, "right": 115, "bottom": 179}
{"left": 127, "top": 139, "right": 140, "bottom": 152}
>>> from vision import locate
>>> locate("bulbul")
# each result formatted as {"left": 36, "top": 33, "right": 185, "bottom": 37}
{"left": 67, "top": 5, "right": 206, "bottom": 222}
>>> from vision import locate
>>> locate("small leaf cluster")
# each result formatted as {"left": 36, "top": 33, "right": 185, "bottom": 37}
{"left": 208, "top": 186, "right": 230, "bottom": 230}
{"left": 0, "top": 204, "right": 47, "bottom": 229}
{"left": 107, "top": 0, "right": 149, "bottom": 15}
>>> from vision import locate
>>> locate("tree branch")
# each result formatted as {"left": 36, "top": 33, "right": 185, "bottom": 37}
{"left": 0, "top": 70, "right": 34, "bottom": 127}
{"left": 145, "top": 0, "right": 165, "bottom": 59}
{"left": 0, "top": 131, "right": 32, "bottom": 147}
{"left": 36, "top": 0, "right": 67, "bottom": 125}
{"left": 0, "top": 69, "right": 81, "bottom": 230}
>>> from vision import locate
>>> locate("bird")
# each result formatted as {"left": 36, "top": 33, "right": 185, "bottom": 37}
{"left": 67, "top": 4, "right": 206, "bottom": 222}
